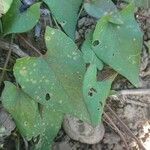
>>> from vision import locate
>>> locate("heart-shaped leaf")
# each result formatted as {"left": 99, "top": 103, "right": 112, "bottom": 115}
{"left": 2, "top": 0, "right": 40, "bottom": 35}
{"left": 14, "top": 27, "right": 91, "bottom": 124}
{"left": 2, "top": 81, "right": 42, "bottom": 140}
{"left": 2, "top": 81, "right": 63, "bottom": 149}
{"left": 84, "top": 0, "right": 117, "bottom": 19}
{"left": 43, "top": 0, "right": 82, "bottom": 39}
{"left": 83, "top": 64, "right": 117, "bottom": 125}
{"left": 92, "top": 4, "right": 143, "bottom": 86}
{"left": 0, "top": 0, "right": 13, "bottom": 17}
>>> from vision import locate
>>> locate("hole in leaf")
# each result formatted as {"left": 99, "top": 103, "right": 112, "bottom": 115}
{"left": 60, "top": 21, "right": 67, "bottom": 27}
{"left": 88, "top": 88, "right": 97, "bottom": 97}
{"left": 99, "top": 102, "right": 103, "bottom": 107}
{"left": 97, "top": 102, "right": 103, "bottom": 111}
{"left": 61, "top": 20, "right": 67, "bottom": 25}
{"left": 78, "top": 75, "right": 82, "bottom": 79}
{"left": 93, "top": 40, "right": 100, "bottom": 46}
{"left": 113, "top": 53, "right": 115, "bottom": 56}
{"left": 45, "top": 93, "right": 51, "bottom": 101}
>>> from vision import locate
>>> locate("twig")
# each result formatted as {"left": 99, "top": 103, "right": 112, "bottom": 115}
{"left": 77, "top": 3, "right": 84, "bottom": 19}
{"left": 40, "top": 8, "right": 53, "bottom": 27}
{"left": 103, "top": 118, "right": 116, "bottom": 131}
{"left": 110, "top": 95, "right": 149, "bottom": 107}
{"left": 18, "top": 35, "right": 42, "bottom": 56}
{"left": 106, "top": 104, "right": 146, "bottom": 150}
{"left": 48, "top": 12, "right": 53, "bottom": 27}
{"left": 114, "top": 89, "right": 150, "bottom": 96}
{"left": 110, "top": 89, "right": 150, "bottom": 107}
{"left": 0, "top": 40, "right": 28, "bottom": 57}
{"left": 0, "top": 35, "right": 13, "bottom": 86}
{"left": 122, "top": 99, "right": 148, "bottom": 107}
{"left": 23, "top": 137, "right": 28, "bottom": 150}
{"left": 0, "top": 67, "right": 10, "bottom": 71}
{"left": 52, "top": 16, "right": 61, "bottom": 30}
{"left": 103, "top": 112, "right": 130, "bottom": 150}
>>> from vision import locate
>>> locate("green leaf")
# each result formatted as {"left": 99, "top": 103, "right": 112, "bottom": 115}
{"left": 0, "top": 0, "right": 13, "bottom": 17}
{"left": 81, "top": 31, "right": 104, "bottom": 70}
{"left": 124, "top": 0, "right": 149, "bottom": 8}
{"left": 2, "top": 0, "right": 40, "bottom": 35}
{"left": 92, "top": 4, "right": 143, "bottom": 87}
{"left": 36, "top": 107, "right": 63, "bottom": 150}
{"left": 84, "top": 0, "right": 117, "bottom": 19}
{"left": 2, "top": 81, "right": 63, "bottom": 149}
{"left": 14, "top": 27, "right": 91, "bottom": 124}
{"left": 2, "top": 81, "right": 42, "bottom": 140}
{"left": 43, "top": 0, "right": 82, "bottom": 39}
{"left": 83, "top": 64, "right": 117, "bottom": 125}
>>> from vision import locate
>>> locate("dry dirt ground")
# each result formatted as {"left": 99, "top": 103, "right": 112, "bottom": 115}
{"left": 0, "top": 2, "right": 150, "bottom": 150}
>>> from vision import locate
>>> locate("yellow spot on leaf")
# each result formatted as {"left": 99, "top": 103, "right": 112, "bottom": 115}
{"left": 19, "top": 69, "right": 27, "bottom": 76}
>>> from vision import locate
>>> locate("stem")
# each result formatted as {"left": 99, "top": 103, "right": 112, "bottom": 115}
{"left": 0, "top": 40, "right": 28, "bottom": 57}
{"left": 104, "top": 112, "right": 130, "bottom": 150}
{"left": 114, "top": 89, "right": 150, "bottom": 96}
{"left": 18, "top": 35, "right": 42, "bottom": 56}
{"left": 0, "top": 67, "right": 10, "bottom": 71}
{"left": 106, "top": 104, "right": 146, "bottom": 150}
{"left": 0, "top": 35, "right": 14, "bottom": 86}
{"left": 52, "top": 16, "right": 61, "bottom": 30}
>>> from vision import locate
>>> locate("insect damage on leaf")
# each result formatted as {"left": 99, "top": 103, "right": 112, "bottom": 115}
{"left": 0, "top": 0, "right": 144, "bottom": 148}
{"left": 13, "top": 27, "right": 92, "bottom": 125}
{"left": 81, "top": 31, "right": 104, "bottom": 70}
{"left": 83, "top": 64, "right": 117, "bottom": 125}
{"left": 92, "top": 40, "right": 100, "bottom": 46}
{"left": 92, "top": 4, "right": 143, "bottom": 87}
{"left": 2, "top": 82, "right": 63, "bottom": 149}
{"left": 45, "top": 93, "right": 51, "bottom": 101}
{"left": 88, "top": 87, "right": 97, "bottom": 97}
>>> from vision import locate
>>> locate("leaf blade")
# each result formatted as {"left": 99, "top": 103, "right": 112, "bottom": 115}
{"left": 84, "top": 0, "right": 117, "bottom": 19}
{"left": 14, "top": 27, "right": 91, "bottom": 124}
{"left": 2, "top": 0, "right": 40, "bottom": 35}
{"left": 43, "top": 0, "right": 82, "bottom": 39}
{"left": 2, "top": 81, "right": 42, "bottom": 140}
{"left": 83, "top": 64, "right": 117, "bottom": 125}
{"left": 2, "top": 81, "right": 63, "bottom": 149}
{"left": 92, "top": 4, "right": 143, "bottom": 86}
